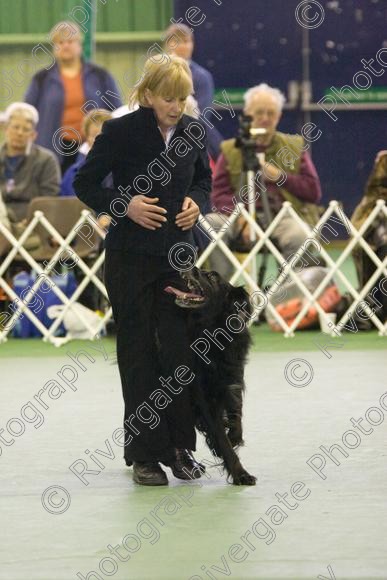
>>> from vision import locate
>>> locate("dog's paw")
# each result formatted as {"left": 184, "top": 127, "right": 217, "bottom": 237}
{"left": 228, "top": 432, "right": 244, "bottom": 448}
{"left": 233, "top": 470, "right": 257, "bottom": 486}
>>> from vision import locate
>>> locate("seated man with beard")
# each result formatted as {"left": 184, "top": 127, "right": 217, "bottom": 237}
{"left": 205, "top": 83, "right": 323, "bottom": 281}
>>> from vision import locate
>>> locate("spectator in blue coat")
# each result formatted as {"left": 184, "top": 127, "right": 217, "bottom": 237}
{"left": 60, "top": 108, "right": 113, "bottom": 197}
{"left": 25, "top": 21, "right": 122, "bottom": 173}
{"left": 61, "top": 108, "right": 113, "bottom": 235}
{"left": 164, "top": 23, "right": 214, "bottom": 112}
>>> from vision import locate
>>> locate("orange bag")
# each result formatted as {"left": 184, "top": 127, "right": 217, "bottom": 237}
{"left": 269, "top": 285, "right": 342, "bottom": 331}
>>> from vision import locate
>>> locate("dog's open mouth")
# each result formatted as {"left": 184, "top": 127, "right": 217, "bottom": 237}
{"left": 164, "top": 282, "right": 205, "bottom": 307}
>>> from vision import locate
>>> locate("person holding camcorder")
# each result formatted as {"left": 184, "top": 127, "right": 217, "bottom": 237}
{"left": 206, "top": 83, "right": 323, "bottom": 281}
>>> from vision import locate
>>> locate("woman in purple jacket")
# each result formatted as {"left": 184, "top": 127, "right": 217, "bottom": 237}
{"left": 25, "top": 21, "right": 122, "bottom": 173}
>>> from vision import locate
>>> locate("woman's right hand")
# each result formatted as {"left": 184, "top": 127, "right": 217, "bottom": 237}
{"left": 126, "top": 195, "right": 167, "bottom": 230}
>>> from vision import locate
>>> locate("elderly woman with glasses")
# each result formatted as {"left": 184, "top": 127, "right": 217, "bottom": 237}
{"left": 0, "top": 102, "right": 60, "bottom": 222}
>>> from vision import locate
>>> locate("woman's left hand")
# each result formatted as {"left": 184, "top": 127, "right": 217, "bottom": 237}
{"left": 175, "top": 197, "right": 200, "bottom": 231}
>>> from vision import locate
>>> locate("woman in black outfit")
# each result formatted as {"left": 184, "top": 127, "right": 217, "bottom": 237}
{"left": 74, "top": 56, "right": 212, "bottom": 486}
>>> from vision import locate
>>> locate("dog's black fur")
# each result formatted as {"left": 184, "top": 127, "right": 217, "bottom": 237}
{"left": 166, "top": 267, "right": 256, "bottom": 486}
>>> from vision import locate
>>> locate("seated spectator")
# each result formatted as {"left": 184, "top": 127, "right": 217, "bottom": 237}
{"left": 60, "top": 109, "right": 113, "bottom": 197}
{"left": 61, "top": 108, "right": 113, "bottom": 235}
{"left": 25, "top": 21, "right": 122, "bottom": 173}
{"left": 205, "top": 83, "right": 322, "bottom": 281}
{"left": 352, "top": 150, "right": 387, "bottom": 319}
{"left": 0, "top": 102, "right": 60, "bottom": 222}
{"left": 163, "top": 22, "right": 222, "bottom": 160}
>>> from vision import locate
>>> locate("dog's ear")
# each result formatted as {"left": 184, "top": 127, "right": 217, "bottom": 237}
{"left": 228, "top": 285, "right": 253, "bottom": 320}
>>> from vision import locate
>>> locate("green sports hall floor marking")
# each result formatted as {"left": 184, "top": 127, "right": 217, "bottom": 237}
{"left": 0, "top": 325, "right": 385, "bottom": 358}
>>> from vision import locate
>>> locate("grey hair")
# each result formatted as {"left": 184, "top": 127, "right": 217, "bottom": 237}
{"left": 244, "top": 83, "right": 286, "bottom": 111}
{"left": 4, "top": 102, "right": 39, "bottom": 127}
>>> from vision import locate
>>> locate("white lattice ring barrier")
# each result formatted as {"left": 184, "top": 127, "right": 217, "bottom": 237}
{"left": 0, "top": 209, "right": 112, "bottom": 346}
{"left": 196, "top": 200, "right": 387, "bottom": 337}
{"left": 0, "top": 201, "right": 385, "bottom": 344}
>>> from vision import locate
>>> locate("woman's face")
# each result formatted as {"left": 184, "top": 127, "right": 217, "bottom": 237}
{"left": 52, "top": 32, "right": 83, "bottom": 64}
{"left": 145, "top": 91, "right": 187, "bottom": 131}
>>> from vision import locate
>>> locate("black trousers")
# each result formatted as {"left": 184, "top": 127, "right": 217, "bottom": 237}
{"left": 104, "top": 249, "right": 197, "bottom": 464}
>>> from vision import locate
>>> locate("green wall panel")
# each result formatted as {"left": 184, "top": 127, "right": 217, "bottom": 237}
{"left": 0, "top": 0, "right": 77, "bottom": 34}
{"left": 98, "top": 0, "right": 135, "bottom": 32}
{"left": 0, "top": 0, "right": 172, "bottom": 35}
{"left": 0, "top": 0, "right": 25, "bottom": 34}
{"left": 97, "top": 0, "right": 172, "bottom": 32}
{"left": 133, "top": 0, "right": 162, "bottom": 31}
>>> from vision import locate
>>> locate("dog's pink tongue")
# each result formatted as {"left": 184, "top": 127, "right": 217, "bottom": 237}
{"left": 164, "top": 285, "right": 198, "bottom": 298}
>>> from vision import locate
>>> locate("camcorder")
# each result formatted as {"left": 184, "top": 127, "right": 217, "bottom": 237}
{"left": 235, "top": 114, "right": 267, "bottom": 148}
{"left": 235, "top": 114, "right": 266, "bottom": 171}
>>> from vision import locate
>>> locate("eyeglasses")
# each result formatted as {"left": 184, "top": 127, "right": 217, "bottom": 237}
{"left": 251, "top": 109, "right": 279, "bottom": 119}
{"left": 8, "top": 123, "right": 34, "bottom": 134}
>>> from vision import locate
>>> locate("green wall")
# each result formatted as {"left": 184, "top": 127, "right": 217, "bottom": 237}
{"left": 0, "top": 0, "right": 172, "bottom": 34}
{"left": 0, "top": 0, "right": 173, "bottom": 104}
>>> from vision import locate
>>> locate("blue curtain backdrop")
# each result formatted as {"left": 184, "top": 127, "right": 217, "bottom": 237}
{"left": 174, "top": 0, "right": 387, "bottom": 217}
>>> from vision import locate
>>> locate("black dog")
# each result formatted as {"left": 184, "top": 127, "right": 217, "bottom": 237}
{"left": 165, "top": 267, "right": 256, "bottom": 486}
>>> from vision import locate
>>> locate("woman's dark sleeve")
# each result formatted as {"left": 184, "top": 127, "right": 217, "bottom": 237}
{"left": 187, "top": 137, "right": 212, "bottom": 214}
{"left": 73, "top": 122, "right": 124, "bottom": 218}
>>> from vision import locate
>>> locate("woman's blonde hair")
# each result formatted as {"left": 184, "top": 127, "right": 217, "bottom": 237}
{"left": 129, "top": 55, "right": 193, "bottom": 108}
{"left": 82, "top": 108, "right": 112, "bottom": 137}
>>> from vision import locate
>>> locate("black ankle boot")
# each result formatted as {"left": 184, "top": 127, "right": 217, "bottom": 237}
{"left": 132, "top": 462, "right": 168, "bottom": 486}
{"left": 165, "top": 449, "right": 204, "bottom": 480}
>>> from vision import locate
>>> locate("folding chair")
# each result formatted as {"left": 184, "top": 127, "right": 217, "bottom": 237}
{"left": 24, "top": 197, "right": 100, "bottom": 261}
{"left": 0, "top": 197, "right": 110, "bottom": 345}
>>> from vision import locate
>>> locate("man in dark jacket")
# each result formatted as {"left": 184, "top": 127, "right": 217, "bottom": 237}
{"left": 163, "top": 22, "right": 222, "bottom": 161}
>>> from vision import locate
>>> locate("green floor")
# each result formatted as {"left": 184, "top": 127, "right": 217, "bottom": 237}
{"left": 0, "top": 322, "right": 385, "bottom": 359}
{"left": 1, "top": 246, "right": 386, "bottom": 579}
{"left": 1, "top": 339, "right": 386, "bottom": 579}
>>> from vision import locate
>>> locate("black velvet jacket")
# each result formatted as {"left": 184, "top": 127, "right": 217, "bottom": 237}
{"left": 73, "top": 106, "right": 212, "bottom": 255}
